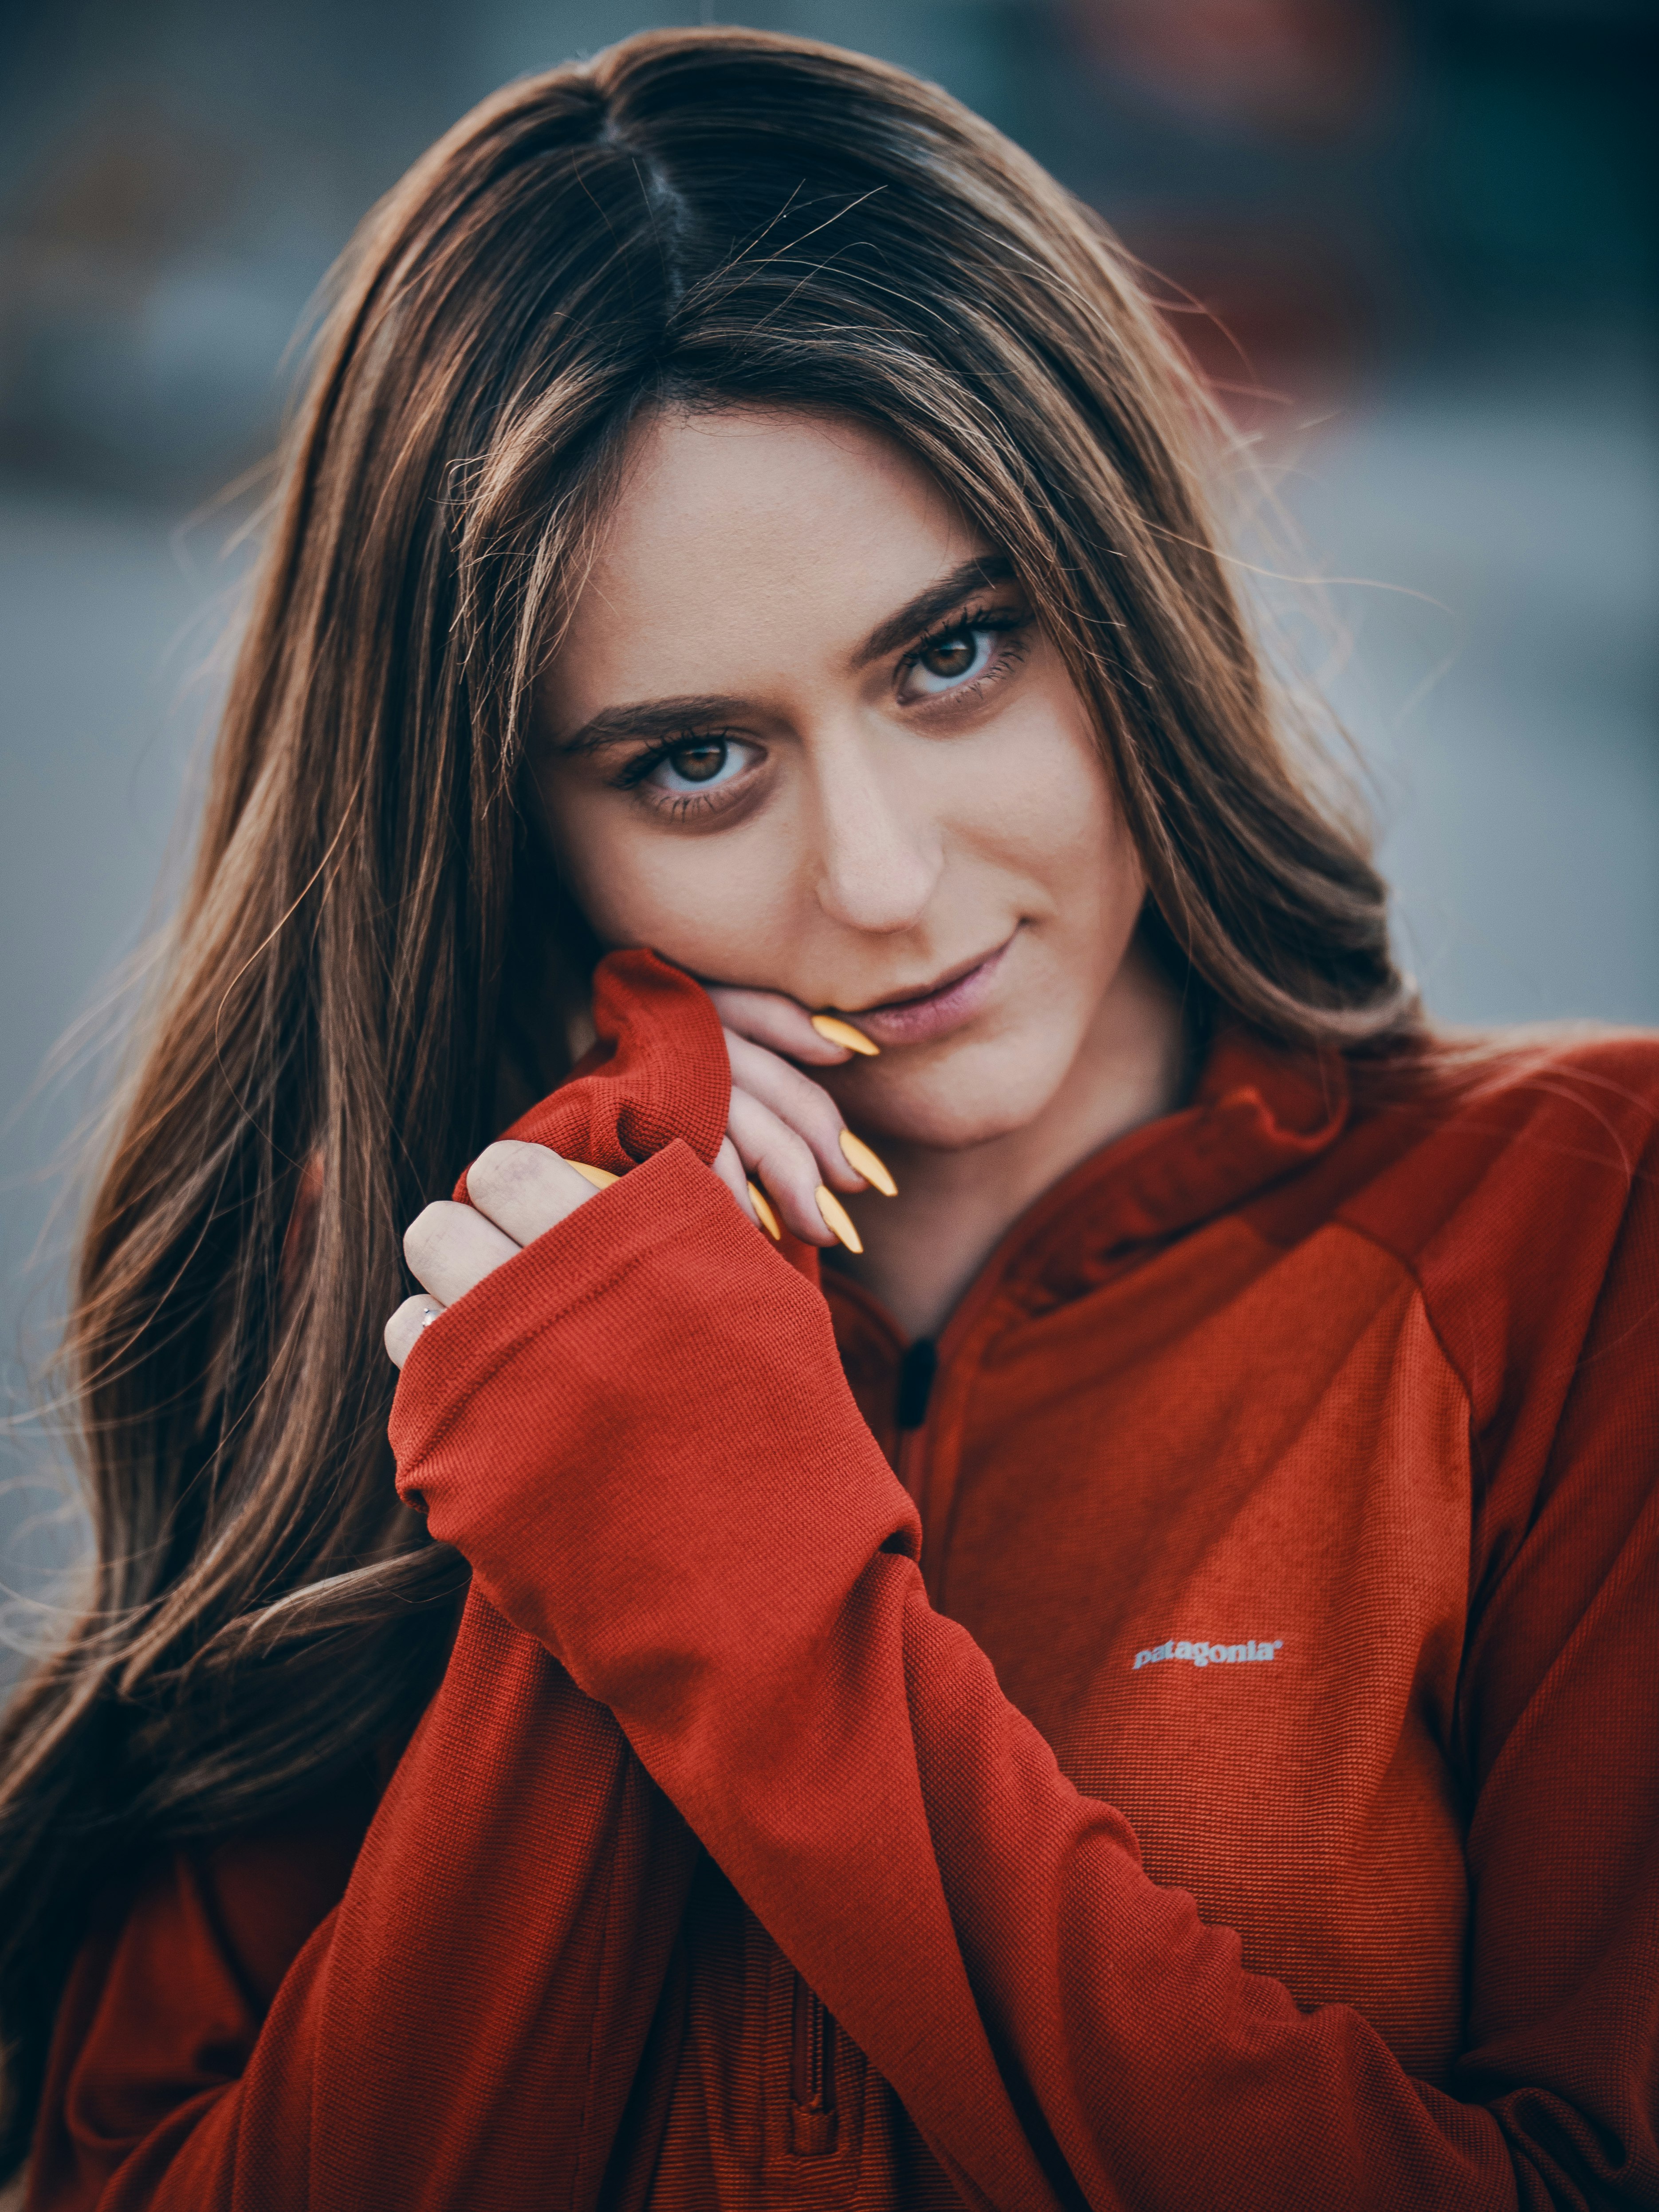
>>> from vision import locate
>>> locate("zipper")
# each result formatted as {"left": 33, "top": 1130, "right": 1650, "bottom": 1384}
{"left": 781, "top": 1333, "right": 935, "bottom": 2158}
{"left": 789, "top": 1971, "right": 837, "bottom": 2155}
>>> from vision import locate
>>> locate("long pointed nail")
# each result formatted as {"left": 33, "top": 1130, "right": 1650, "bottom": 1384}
{"left": 568, "top": 1160, "right": 620, "bottom": 1190}
{"left": 810, "top": 1014, "right": 879, "bottom": 1057}
{"left": 747, "top": 1181, "right": 782, "bottom": 1240}
{"left": 815, "top": 1185, "right": 863, "bottom": 1253}
{"left": 838, "top": 1129, "right": 897, "bottom": 1196}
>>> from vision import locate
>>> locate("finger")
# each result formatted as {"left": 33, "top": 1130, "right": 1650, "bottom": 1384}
{"left": 403, "top": 1200, "right": 521, "bottom": 1308}
{"left": 726, "top": 1033, "right": 870, "bottom": 1193}
{"left": 706, "top": 986, "right": 864, "bottom": 1067}
{"left": 710, "top": 1135, "right": 764, "bottom": 1226}
{"left": 468, "top": 1139, "right": 601, "bottom": 1248}
{"left": 385, "top": 1292, "right": 445, "bottom": 1370}
{"left": 727, "top": 1088, "right": 841, "bottom": 1247}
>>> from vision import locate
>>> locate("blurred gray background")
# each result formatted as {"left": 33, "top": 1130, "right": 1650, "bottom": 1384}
{"left": 2, "top": 0, "right": 1655, "bottom": 1632}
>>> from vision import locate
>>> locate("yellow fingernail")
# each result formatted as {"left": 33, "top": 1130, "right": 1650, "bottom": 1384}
{"left": 838, "top": 1128, "right": 897, "bottom": 1196}
{"left": 747, "top": 1181, "right": 782, "bottom": 1240}
{"left": 815, "top": 1185, "right": 863, "bottom": 1254}
{"left": 810, "top": 1013, "right": 880, "bottom": 1057}
{"left": 568, "top": 1160, "right": 620, "bottom": 1190}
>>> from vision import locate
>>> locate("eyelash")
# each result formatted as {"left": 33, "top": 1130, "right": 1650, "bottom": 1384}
{"left": 615, "top": 601, "right": 1034, "bottom": 820}
{"left": 898, "top": 602, "right": 1032, "bottom": 698}
{"left": 613, "top": 735, "right": 747, "bottom": 825}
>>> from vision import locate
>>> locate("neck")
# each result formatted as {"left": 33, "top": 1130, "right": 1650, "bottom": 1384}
{"left": 830, "top": 939, "right": 1193, "bottom": 1341}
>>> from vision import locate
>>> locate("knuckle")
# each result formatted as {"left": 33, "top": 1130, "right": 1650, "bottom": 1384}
{"left": 468, "top": 1139, "right": 536, "bottom": 1208}
{"left": 402, "top": 1202, "right": 451, "bottom": 1269}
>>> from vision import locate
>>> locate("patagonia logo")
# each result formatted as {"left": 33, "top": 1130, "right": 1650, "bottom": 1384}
{"left": 1132, "top": 1637, "right": 1284, "bottom": 1672}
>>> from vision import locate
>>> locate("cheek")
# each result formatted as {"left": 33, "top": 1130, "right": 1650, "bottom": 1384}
{"left": 538, "top": 778, "right": 795, "bottom": 966}
{"left": 952, "top": 691, "right": 1137, "bottom": 938}
{"left": 1058, "top": 773, "right": 1144, "bottom": 952}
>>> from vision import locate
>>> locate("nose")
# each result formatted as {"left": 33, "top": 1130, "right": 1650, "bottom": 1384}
{"left": 807, "top": 723, "right": 942, "bottom": 936}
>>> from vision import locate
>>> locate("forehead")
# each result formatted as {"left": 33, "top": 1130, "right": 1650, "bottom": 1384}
{"left": 551, "top": 407, "right": 983, "bottom": 707}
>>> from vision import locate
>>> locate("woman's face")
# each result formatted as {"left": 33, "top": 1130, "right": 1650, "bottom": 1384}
{"left": 533, "top": 406, "right": 1148, "bottom": 1152}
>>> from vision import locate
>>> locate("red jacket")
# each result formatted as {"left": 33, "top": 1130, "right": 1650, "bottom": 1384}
{"left": 28, "top": 954, "right": 1659, "bottom": 2208}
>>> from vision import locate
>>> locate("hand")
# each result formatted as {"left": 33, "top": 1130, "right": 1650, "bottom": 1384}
{"left": 704, "top": 984, "right": 893, "bottom": 1252}
{"left": 385, "top": 988, "right": 892, "bottom": 1368}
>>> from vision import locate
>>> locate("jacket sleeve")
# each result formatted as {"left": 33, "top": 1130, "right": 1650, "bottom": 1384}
{"left": 27, "top": 950, "right": 735, "bottom": 2212}
{"left": 388, "top": 1128, "right": 1659, "bottom": 2212}
{"left": 28, "top": 1602, "right": 700, "bottom": 2212}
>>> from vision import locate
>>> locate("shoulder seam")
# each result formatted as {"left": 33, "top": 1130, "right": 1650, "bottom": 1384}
{"left": 1328, "top": 1215, "right": 1486, "bottom": 1486}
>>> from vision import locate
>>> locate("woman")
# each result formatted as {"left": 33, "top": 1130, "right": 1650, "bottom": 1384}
{"left": 2, "top": 26, "right": 1654, "bottom": 2210}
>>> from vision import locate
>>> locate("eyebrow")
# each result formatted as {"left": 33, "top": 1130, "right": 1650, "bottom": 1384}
{"left": 550, "top": 551, "right": 1020, "bottom": 756}
{"left": 851, "top": 551, "right": 1018, "bottom": 668}
{"left": 551, "top": 694, "right": 755, "bottom": 757}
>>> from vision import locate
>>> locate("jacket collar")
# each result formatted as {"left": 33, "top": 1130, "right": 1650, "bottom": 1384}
{"left": 827, "top": 1026, "right": 1352, "bottom": 1361}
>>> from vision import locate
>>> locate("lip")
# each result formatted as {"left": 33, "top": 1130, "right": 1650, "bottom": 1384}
{"left": 833, "top": 931, "right": 1016, "bottom": 1048}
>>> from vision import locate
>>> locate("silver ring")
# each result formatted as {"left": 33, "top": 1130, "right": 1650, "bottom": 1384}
{"left": 420, "top": 1304, "right": 440, "bottom": 1328}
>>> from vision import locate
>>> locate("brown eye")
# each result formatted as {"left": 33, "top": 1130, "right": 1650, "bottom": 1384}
{"left": 919, "top": 631, "right": 976, "bottom": 680}
{"left": 644, "top": 733, "right": 756, "bottom": 800}
{"left": 666, "top": 739, "right": 727, "bottom": 783}
{"left": 900, "top": 606, "right": 1030, "bottom": 705}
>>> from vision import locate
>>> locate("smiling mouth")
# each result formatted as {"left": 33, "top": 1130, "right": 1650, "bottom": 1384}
{"left": 830, "top": 930, "right": 1018, "bottom": 1046}
{"left": 856, "top": 941, "right": 1009, "bottom": 1013}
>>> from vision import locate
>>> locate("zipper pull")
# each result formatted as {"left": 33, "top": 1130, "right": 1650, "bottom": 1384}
{"left": 789, "top": 1972, "right": 837, "bottom": 2156}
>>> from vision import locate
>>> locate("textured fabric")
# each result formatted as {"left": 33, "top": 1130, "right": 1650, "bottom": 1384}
{"left": 455, "top": 947, "right": 731, "bottom": 1195}
{"left": 26, "top": 955, "right": 1659, "bottom": 2210}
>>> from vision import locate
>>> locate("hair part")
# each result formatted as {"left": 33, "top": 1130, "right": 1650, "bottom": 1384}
{"left": 0, "top": 24, "right": 1415, "bottom": 2168}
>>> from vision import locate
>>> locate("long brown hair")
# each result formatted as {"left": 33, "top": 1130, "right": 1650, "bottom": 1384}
{"left": 0, "top": 25, "right": 1413, "bottom": 2166}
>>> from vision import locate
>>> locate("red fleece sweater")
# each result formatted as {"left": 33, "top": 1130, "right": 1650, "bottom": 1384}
{"left": 26, "top": 953, "right": 1659, "bottom": 2209}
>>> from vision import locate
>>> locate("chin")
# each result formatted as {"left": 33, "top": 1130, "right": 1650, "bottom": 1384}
{"left": 845, "top": 1032, "right": 1076, "bottom": 1153}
